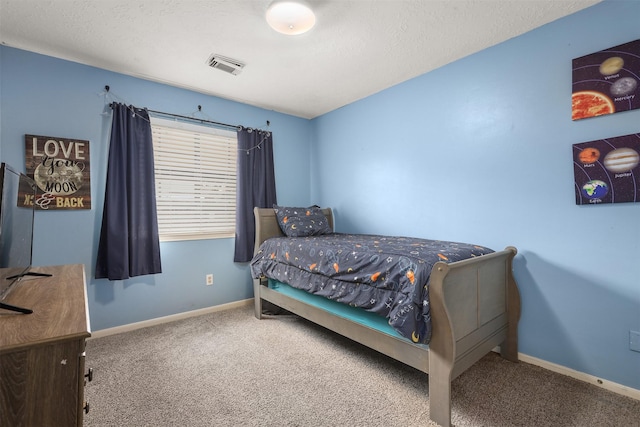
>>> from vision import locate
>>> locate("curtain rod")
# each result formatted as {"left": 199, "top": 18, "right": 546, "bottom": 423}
{"left": 109, "top": 103, "right": 272, "bottom": 133}
{"left": 146, "top": 108, "right": 241, "bottom": 131}
{"left": 104, "top": 85, "right": 271, "bottom": 132}
{"left": 105, "top": 84, "right": 256, "bottom": 131}
{"left": 109, "top": 103, "right": 248, "bottom": 131}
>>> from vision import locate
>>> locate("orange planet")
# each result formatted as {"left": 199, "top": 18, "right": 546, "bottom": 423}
{"left": 578, "top": 147, "right": 600, "bottom": 164}
{"left": 572, "top": 91, "right": 615, "bottom": 120}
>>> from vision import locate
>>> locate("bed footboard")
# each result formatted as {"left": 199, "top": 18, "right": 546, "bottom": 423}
{"left": 428, "top": 246, "right": 520, "bottom": 427}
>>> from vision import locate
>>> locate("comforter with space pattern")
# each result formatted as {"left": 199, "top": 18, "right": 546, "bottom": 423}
{"left": 250, "top": 233, "right": 493, "bottom": 344}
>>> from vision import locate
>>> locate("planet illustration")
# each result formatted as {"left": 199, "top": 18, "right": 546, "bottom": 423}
{"left": 33, "top": 162, "right": 84, "bottom": 195}
{"left": 572, "top": 91, "right": 615, "bottom": 120}
{"left": 581, "top": 180, "right": 608, "bottom": 200}
{"left": 578, "top": 147, "right": 600, "bottom": 164}
{"left": 610, "top": 77, "right": 638, "bottom": 97}
{"left": 599, "top": 56, "right": 624, "bottom": 76}
{"left": 603, "top": 147, "right": 639, "bottom": 173}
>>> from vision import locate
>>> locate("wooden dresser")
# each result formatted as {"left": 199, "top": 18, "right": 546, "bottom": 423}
{"left": 0, "top": 264, "right": 91, "bottom": 426}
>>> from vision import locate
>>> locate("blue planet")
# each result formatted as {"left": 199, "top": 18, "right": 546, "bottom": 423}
{"left": 581, "top": 180, "right": 609, "bottom": 200}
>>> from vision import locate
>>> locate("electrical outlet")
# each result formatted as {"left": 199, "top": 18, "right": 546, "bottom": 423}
{"left": 206, "top": 274, "right": 213, "bottom": 286}
{"left": 630, "top": 330, "right": 640, "bottom": 352}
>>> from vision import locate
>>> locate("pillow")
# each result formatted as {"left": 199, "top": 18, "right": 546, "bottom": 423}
{"left": 273, "top": 205, "right": 332, "bottom": 237}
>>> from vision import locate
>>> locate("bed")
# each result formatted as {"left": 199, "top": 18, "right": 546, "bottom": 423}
{"left": 250, "top": 206, "right": 520, "bottom": 427}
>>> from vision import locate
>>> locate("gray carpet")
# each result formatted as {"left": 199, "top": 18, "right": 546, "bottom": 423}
{"left": 84, "top": 305, "right": 639, "bottom": 427}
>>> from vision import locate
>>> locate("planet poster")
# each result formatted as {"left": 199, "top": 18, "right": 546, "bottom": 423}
{"left": 24, "top": 134, "right": 91, "bottom": 210}
{"left": 573, "top": 132, "right": 640, "bottom": 205}
{"left": 572, "top": 39, "right": 640, "bottom": 121}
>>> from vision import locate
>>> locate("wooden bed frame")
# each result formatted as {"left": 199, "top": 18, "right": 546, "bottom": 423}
{"left": 252, "top": 207, "right": 521, "bottom": 427}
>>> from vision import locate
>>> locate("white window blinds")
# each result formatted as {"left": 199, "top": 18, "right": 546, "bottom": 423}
{"left": 151, "top": 118, "right": 237, "bottom": 241}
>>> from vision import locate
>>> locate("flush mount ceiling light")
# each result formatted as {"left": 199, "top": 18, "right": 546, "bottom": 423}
{"left": 266, "top": 1, "right": 316, "bottom": 35}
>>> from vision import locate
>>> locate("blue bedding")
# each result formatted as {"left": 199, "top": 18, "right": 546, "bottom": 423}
{"left": 250, "top": 234, "right": 493, "bottom": 344}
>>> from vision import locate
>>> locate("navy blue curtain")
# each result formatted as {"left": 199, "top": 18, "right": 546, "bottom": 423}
{"left": 234, "top": 128, "right": 277, "bottom": 262}
{"left": 95, "top": 103, "right": 162, "bottom": 280}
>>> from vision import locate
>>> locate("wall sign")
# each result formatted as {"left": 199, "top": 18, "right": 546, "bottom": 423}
{"left": 572, "top": 39, "right": 640, "bottom": 121}
{"left": 573, "top": 132, "right": 640, "bottom": 205}
{"left": 25, "top": 134, "right": 91, "bottom": 210}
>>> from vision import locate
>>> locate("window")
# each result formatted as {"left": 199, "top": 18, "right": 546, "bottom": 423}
{"left": 151, "top": 118, "right": 237, "bottom": 241}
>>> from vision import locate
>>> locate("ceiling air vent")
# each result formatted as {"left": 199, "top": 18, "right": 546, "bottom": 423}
{"left": 206, "top": 54, "right": 245, "bottom": 76}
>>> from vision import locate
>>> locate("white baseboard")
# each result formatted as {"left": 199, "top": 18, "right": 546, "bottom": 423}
{"left": 516, "top": 351, "right": 640, "bottom": 401}
{"left": 89, "top": 299, "right": 253, "bottom": 339}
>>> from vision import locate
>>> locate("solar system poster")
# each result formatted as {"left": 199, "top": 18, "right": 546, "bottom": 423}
{"left": 572, "top": 39, "right": 640, "bottom": 121}
{"left": 573, "top": 133, "right": 640, "bottom": 205}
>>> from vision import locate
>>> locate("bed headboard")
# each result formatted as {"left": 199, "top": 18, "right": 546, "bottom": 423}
{"left": 253, "top": 207, "right": 334, "bottom": 255}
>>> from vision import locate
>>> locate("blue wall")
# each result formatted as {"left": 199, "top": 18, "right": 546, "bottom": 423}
{"left": 311, "top": 1, "right": 640, "bottom": 390}
{"left": 1, "top": 0, "right": 638, "bottom": 393}
{"left": 0, "top": 46, "right": 312, "bottom": 331}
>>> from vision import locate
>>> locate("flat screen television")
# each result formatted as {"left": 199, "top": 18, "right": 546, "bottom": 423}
{"left": 0, "top": 162, "right": 49, "bottom": 314}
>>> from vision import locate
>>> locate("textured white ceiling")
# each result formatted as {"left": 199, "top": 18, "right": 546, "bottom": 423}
{"left": 0, "top": 0, "right": 601, "bottom": 119}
